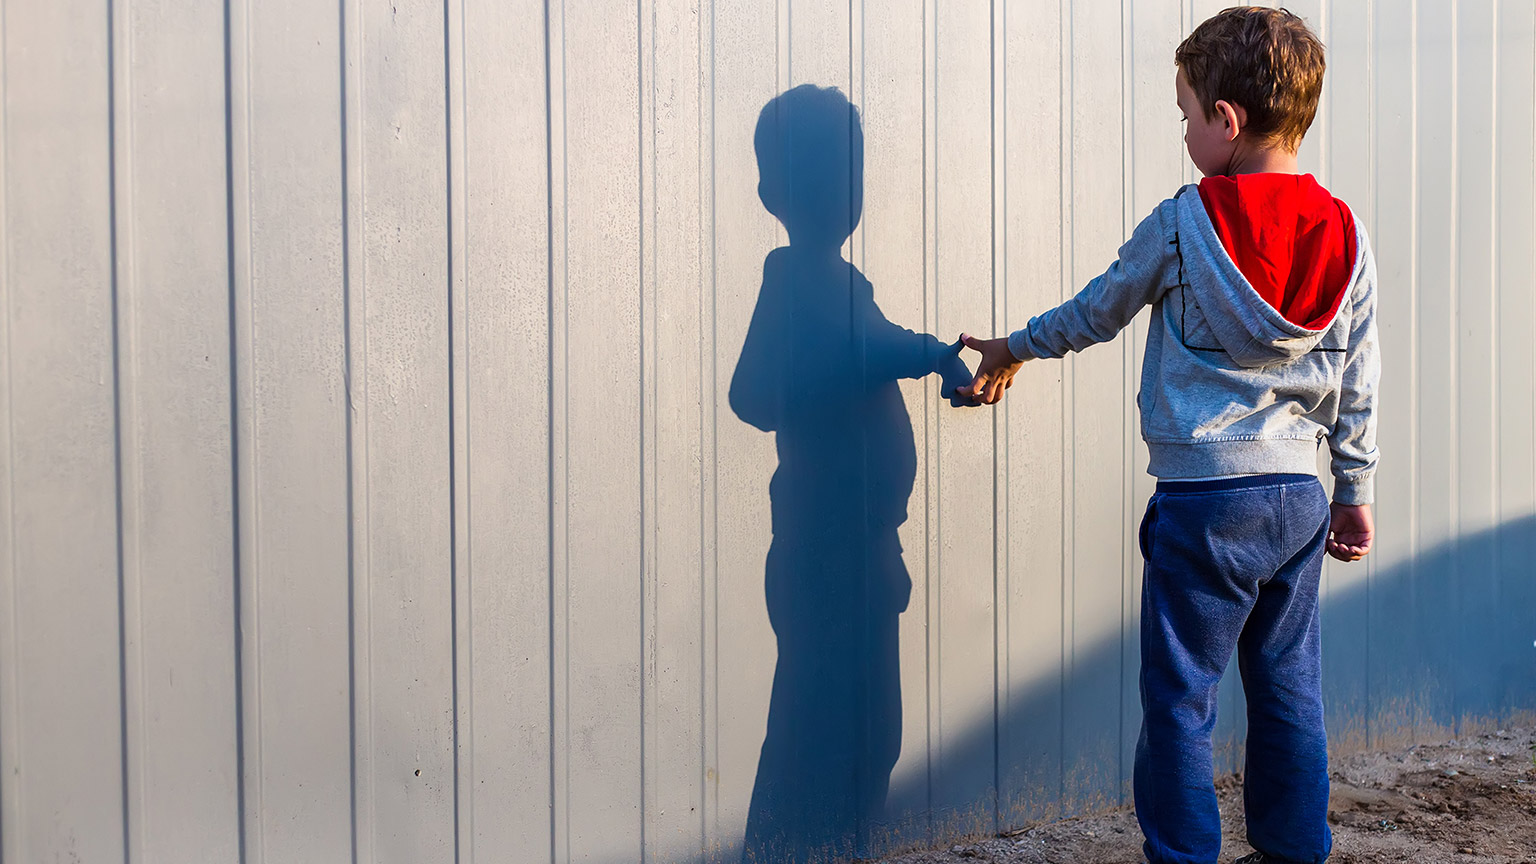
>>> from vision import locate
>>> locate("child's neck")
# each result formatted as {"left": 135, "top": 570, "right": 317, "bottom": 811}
{"left": 1223, "top": 141, "right": 1300, "bottom": 176}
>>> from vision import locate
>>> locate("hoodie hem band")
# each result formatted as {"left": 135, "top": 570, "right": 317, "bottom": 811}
{"left": 1146, "top": 438, "right": 1322, "bottom": 480}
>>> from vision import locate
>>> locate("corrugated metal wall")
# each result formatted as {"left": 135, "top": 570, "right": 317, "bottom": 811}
{"left": 1, "top": 1, "right": 1533, "bottom": 862}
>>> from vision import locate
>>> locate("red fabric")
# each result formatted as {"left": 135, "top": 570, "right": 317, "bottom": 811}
{"left": 1198, "top": 173, "right": 1357, "bottom": 330}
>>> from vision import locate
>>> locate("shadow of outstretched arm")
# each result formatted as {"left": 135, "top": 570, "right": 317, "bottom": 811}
{"left": 857, "top": 281, "right": 972, "bottom": 404}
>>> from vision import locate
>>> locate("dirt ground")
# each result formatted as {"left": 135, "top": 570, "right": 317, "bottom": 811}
{"left": 877, "top": 727, "right": 1536, "bottom": 864}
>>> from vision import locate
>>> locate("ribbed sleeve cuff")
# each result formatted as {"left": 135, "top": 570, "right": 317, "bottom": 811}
{"left": 1332, "top": 475, "right": 1374, "bottom": 506}
{"left": 1007, "top": 327, "right": 1036, "bottom": 362}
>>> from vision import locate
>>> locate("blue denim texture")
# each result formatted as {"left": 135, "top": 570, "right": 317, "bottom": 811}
{"left": 1134, "top": 474, "right": 1333, "bottom": 864}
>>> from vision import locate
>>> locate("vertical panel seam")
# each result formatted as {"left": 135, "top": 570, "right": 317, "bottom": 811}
{"left": 543, "top": 0, "right": 562, "bottom": 854}
{"left": 648, "top": 0, "right": 661, "bottom": 849}
{"left": 705, "top": 0, "right": 719, "bottom": 844}
{"left": 1056, "top": 0, "right": 1070, "bottom": 807}
{"left": 921, "top": 0, "right": 933, "bottom": 805}
{"left": 917, "top": 0, "right": 928, "bottom": 834}
{"left": 221, "top": 0, "right": 249, "bottom": 859}
{"left": 1407, "top": 0, "right": 1420, "bottom": 670}
{"left": 921, "top": 0, "right": 933, "bottom": 836}
{"left": 106, "top": 0, "right": 133, "bottom": 856}
{"left": 1448, "top": 0, "right": 1461, "bottom": 733}
{"left": 649, "top": 0, "right": 662, "bottom": 841}
{"left": 920, "top": 0, "right": 932, "bottom": 834}
{"left": 0, "top": 0, "right": 15, "bottom": 852}
{"left": 696, "top": 0, "right": 713, "bottom": 852}
{"left": 1370, "top": 0, "right": 1382, "bottom": 747}
{"left": 1117, "top": 0, "right": 1129, "bottom": 801}
{"left": 1364, "top": 0, "right": 1376, "bottom": 749}
{"left": 559, "top": 0, "right": 570, "bottom": 854}
{"left": 988, "top": 0, "right": 1003, "bottom": 831}
{"left": 635, "top": 0, "right": 647, "bottom": 858}
{"left": 695, "top": 0, "right": 706, "bottom": 846}
{"left": 336, "top": 0, "right": 359, "bottom": 856}
{"left": 1322, "top": 2, "right": 1331, "bottom": 187}
{"left": 441, "top": 0, "right": 462, "bottom": 859}
{"left": 850, "top": 0, "right": 867, "bottom": 846}
{"left": 1490, "top": 0, "right": 1502, "bottom": 553}
{"left": 996, "top": 0, "right": 1009, "bottom": 816}
{"left": 452, "top": 0, "right": 474, "bottom": 856}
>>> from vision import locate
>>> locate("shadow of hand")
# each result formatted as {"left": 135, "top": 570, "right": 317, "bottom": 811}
{"left": 937, "top": 339, "right": 977, "bottom": 408}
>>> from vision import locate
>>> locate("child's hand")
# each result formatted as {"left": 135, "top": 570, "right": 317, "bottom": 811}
{"left": 1327, "top": 503, "right": 1373, "bottom": 562}
{"left": 955, "top": 334, "right": 1023, "bottom": 405}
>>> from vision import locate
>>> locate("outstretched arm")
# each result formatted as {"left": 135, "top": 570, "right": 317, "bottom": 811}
{"left": 958, "top": 197, "right": 1177, "bottom": 404}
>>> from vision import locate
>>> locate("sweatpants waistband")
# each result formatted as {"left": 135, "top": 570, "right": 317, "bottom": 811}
{"left": 1154, "top": 473, "right": 1318, "bottom": 495}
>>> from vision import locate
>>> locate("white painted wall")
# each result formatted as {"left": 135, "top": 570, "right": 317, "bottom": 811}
{"left": 1, "top": 1, "right": 1533, "bottom": 862}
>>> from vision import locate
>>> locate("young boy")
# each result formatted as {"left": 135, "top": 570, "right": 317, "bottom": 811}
{"left": 958, "top": 8, "right": 1378, "bottom": 864}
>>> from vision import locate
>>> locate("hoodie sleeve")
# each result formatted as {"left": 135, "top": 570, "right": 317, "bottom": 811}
{"left": 1327, "top": 240, "right": 1380, "bottom": 506}
{"left": 1008, "top": 197, "right": 1178, "bottom": 362}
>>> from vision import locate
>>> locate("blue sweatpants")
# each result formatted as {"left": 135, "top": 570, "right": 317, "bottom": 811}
{"left": 1134, "top": 474, "right": 1333, "bottom": 864}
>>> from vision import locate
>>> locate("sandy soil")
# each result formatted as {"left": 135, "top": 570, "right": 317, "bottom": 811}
{"left": 876, "top": 727, "right": 1536, "bottom": 864}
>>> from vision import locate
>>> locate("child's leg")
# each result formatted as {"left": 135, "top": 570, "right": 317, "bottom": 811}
{"left": 1134, "top": 482, "right": 1278, "bottom": 864}
{"left": 1237, "top": 481, "right": 1332, "bottom": 864}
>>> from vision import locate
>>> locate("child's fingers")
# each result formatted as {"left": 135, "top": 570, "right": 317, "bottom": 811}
{"left": 1326, "top": 537, "right": 1369, "bottom": 561}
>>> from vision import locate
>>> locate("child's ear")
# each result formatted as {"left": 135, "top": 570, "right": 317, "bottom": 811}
{"left": 1214, "top": 99, "right": 1246, "bottom": 142}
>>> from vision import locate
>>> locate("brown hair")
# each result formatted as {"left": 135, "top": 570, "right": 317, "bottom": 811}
{"left": 1175, "top": 6, "right": 1326, "bottom": 151}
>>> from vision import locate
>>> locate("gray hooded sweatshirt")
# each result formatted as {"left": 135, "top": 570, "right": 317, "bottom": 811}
{"left": 1007, "top": 178, "right": 1380, "bottom": 505}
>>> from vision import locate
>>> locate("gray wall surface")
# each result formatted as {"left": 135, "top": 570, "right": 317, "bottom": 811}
{"left": 2, "top": 1, "right": 1534, "bottom": 862}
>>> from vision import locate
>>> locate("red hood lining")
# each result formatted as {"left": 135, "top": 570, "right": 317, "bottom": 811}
{"left": 1198, "top": 173, "right": 1356, "bottom": 331}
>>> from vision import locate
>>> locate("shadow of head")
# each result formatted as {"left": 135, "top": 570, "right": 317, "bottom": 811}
{"left": 754, "top": 84, "right": 863, "bottom": 249}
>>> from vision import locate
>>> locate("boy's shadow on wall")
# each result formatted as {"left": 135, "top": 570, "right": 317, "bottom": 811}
{"left": 729, "top": 84, "right": 971, "bottom": 863}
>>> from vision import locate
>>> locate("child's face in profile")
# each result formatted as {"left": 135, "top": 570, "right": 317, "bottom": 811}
{"left": 1176, "top": 68, "right": 1237, "bottom": 177}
